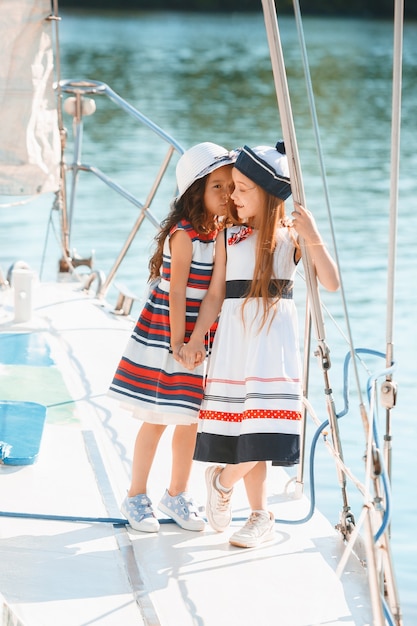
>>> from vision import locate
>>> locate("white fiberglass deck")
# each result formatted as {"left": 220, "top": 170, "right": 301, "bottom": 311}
{"left": 0, "top": 281, "right": 372, "bottom": 626}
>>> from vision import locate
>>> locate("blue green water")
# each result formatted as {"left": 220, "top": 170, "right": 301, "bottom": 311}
{"left": 1, "top": 11, "right": 416, "bottom": 622}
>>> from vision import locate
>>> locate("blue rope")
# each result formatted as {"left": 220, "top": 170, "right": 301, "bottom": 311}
{"left": 234, "top": 416, "right": 324, "bottom": 525}
{"left": 366, "top": 365, "right": 395, "bottom": 543}
{"left": 382, "top": 595, "right": 396, "bottom": 626}
{"left": 333, "top": 347, "right": 395, "bottom": 542}
{"left": 0, "top": 347, "right": 395, "bottom": 540}
{"left": 0, "top": 510, "right": 173, "bottom": 526}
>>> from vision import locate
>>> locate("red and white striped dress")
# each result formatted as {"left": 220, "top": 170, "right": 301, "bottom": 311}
{"left": 194, "top": 224, "right": 302, "bottom": 465}
{"left": 109, "top": 219, "right": 217, "bottom": 425}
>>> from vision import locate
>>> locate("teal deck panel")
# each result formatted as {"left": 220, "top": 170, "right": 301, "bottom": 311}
{"left": 0, "top": 401, "right": 47, "bottom": 465}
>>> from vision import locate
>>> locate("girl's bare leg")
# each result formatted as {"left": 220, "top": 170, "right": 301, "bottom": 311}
{"left": 228, "top": 461, "right": 273, "bottom": 548}
{"left": 168, "top": 423, "right": 198, "bottom": 495}
{"left": 218, "top": 461, "right": 268, "bottom": 509}
{"left": 242, "top": 461, "right": 267, "bottom": 511}
{"left": 219, "top": 460, "right": 258, "bottom": 490}
{"left": 128, "top": 422, "right": 166, "bottom": 496}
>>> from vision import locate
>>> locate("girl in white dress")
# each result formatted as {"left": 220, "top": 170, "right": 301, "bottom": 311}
{"left": 180, "top": 141, "right": 339, "bottom": 548}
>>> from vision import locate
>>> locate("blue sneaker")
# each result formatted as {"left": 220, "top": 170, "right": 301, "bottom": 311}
{"left": 121, "top": 494, "right": 160, "bottom": 533}
{"left": 158, "top": 489, "right": 205, "bottom": 531}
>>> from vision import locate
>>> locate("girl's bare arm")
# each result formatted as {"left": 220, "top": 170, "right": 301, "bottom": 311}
{"left": 169, "top": 229, "right": 193, "bottom": 360}
{"left": 180, "top": 234, "right": 227, "bottom": 369}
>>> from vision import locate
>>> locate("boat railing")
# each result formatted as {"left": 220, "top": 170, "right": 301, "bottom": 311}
{"left": 57, "top": 79, "right": 184, "bottom": 304}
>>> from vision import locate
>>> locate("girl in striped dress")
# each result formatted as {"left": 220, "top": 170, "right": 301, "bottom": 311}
{"left": 109, "top": 142, "right": 236, "bottom": 533}
{"left": 180, "top": 142, "right": 339, "bottom": 548}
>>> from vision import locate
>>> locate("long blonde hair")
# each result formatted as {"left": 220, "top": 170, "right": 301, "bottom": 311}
{"left": 243, "top": 188, "right": 297, "bottom": 329}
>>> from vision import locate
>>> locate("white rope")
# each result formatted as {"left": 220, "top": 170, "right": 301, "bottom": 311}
{"left": 0, "top": 197, "right": 39, "bottom": 208}
{"left": 49, "top": 0, "right": 70, "bottom": 261}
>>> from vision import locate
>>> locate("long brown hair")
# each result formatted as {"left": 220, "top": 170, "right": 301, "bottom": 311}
{"left": 148, "top": 176, "right": 223, "bottom": 281}
{"left": 243, "top": 188, "right": 297, "bottom": 329}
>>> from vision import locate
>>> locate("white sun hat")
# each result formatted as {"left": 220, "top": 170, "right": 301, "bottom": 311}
{"left": 176, "top": 142, "right": 237, "bottom": 199}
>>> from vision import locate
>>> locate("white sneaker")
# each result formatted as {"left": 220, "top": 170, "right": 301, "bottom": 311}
{"left": 121, "top": 494, "right": 160, "bottom": 533}
{"left": 205, "top": 465, "right": 233, "bottom": 532}
{"left": 229, "top": 511, "right": 275, "bottom": 548}
{"left": 158, "top": 489, "right": 205, "bottom": 531}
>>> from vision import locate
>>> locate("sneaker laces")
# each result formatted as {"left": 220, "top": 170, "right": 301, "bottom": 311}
{"left": 242, "top": 512, "right": 268, "bottom": 530}
{"left": 216, "top": 486, "right": 232, "bottom": 512}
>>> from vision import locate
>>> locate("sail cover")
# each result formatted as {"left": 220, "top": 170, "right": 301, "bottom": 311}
{"left": 0, "top": 0, "right": 60, "bottom": 196}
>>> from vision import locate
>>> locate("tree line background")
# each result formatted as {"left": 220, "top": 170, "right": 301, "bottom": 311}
{"left": 59, "top": 0, "right": 415, "bottom": 20}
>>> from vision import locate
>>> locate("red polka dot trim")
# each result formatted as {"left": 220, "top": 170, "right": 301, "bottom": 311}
{"left": 199, "top": 409, "right": 302, "bottom": 423}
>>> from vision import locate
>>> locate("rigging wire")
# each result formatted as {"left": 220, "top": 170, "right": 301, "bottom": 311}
{"left": 290, "top": 0, "right": 365, "bottom": 409}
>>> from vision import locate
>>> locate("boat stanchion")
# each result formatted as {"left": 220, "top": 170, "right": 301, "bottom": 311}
{"left": 113, "top": 283, "right": 139, "bottom": 316}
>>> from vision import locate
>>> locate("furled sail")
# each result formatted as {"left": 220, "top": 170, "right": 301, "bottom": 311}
{"left": 0, "top": 0, "right": 60, "bottom": 196}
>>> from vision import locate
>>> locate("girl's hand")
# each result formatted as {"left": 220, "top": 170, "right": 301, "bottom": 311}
{"left": 180, "top": 340, "right": 206, "bottom": 370}
{"left": 291, "top": 201, "right": 322, "bottom": 244}
{"left": 172, "top": 343, "right": 185, "bottom": 363}
{"left": 291, "top": 201, "right": 340, "bottom": 292}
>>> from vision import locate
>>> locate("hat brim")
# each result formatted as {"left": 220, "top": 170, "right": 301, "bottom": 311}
{"left": 177, "top": 153, "right": 237, "bottom": 200}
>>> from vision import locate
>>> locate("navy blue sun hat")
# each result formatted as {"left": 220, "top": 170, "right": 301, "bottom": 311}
{"left": 234, "top": 141, "right": 291, "bottom": 200}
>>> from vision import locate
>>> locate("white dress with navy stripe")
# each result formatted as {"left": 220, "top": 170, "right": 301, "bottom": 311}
{"left": 109, "top": 220, "right": 217, "bottom": 425}
{"left": 194, "top": 225, "right": 302, "bottom": 465}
